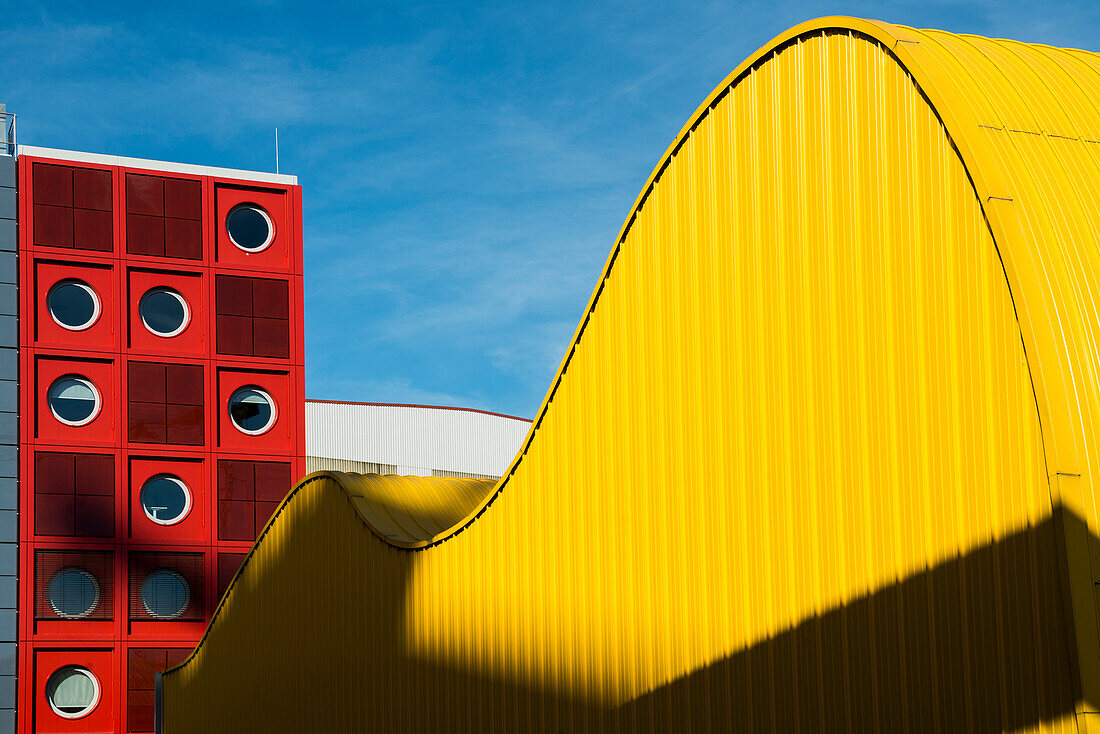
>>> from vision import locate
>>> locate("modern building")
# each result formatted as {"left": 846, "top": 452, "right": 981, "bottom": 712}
{"left": 161, "top": 17, "right": 1100, "bottom": 734}
{"left": 304, "top": 400, "right": 531, "bottom": 479}
{"left": 11, "top": 140, "right": 306, "bottom": 733}
{"left": 0, "top": 112, "right": 533, "bottom": 732}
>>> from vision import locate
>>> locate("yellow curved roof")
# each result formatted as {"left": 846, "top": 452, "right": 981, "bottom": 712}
{"left": 163, "top": 18, "right": 1100, "bottom": 733}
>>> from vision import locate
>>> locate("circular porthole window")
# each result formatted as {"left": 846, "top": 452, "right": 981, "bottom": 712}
{"left": 138, "top": 287, "right": 189, "bottom": 337}
{"left": 225, "top": 204, "right": 274, "bottom": 252}
{"left": 227, "top": 386, "right": 276, "bottom": 435}
{"left": 46, "top": 280, "right": 100, "bottom": 331}
{"left": 140, "top": 570, "right": 190, "bottom": 619}
{"left": 46, "top": 376, "right": 101, "bottom": 427}
{"left": 47, "top": 568, "right": 100, "bottom": 619}
{"left": 45, "top": 666, "right": 100, "bottom": 719}
{"left": 139, "top": 474, "right": 191, "bottom": 525}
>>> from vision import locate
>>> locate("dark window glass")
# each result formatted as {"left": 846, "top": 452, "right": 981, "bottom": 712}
{"left": 139, "top": 475, "right": 190, "bottom": 524}
{"left": 139, "top": 287, "right": 188, "bottom": 337}
{"left": 228, "top": 387, "right": 275, "bottom": 433}
{"left": 140, "top": 571, "right": 189, "bottom": 619}
{"left": 47, "top": 568, "right": 99, "bottom": 618}
{"left": 225, "top": 205, "right": 272, "bottom": 251}
{"left": 46, "top": 280, "right": 99, "bottom": 330}
{"left": 47, "top": 376, "right": 99, "bottom": 425}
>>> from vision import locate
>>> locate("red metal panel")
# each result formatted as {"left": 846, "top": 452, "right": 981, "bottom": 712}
{"left": 251, "top": 278, "right": 288, "bottom": 319}
{"left": 33, "top": 164, "right": 74, "bottom": 207}
{"left": 126, "top": 267, "right": 207, "bottom": 357}
{"left": 33, "top": 204, "right": 74, "bottom": 248}
{"left": 214, "top": 315, "right": 252, "bottom": 356}
{"left": 34, "top": 493, "right": 75, "bottom": 536}
{"left": 127, "top": 362, "right": 166, "bottom": 404}
{"left": 215, "top": 368, "right": 293, "bottom": 453}
{"left": 253, "top": 462, "right": 290, "bottom": 501}
{"left": 126, "top": 214, "right": 165, "bottom": 257}
{"left": 73, "top": 494, "right": 113, "bottom": 537}
{"left": 73, "top": 208, "right": 112, "bottom": 252}
{"left": 74, "top": 454, "right": 114, "bottom": 496}
{"left": 34, "top": 356, "right": 118, "bottom": 447}
{"left": 163, "top": 179, "right": 200, "bottom": 220}
{"left": 73, "top": 168, "right": 112, "bottom": 211}
{"left": 32, "top": 259, "right": 118, "bottom": 352}
{"left": 252, "top": 317, "right": 289, "bottom": 358}
{"left": 165, "top": 364, "right": 203, "bottom": 406}
{"left": 217, "top": 460, "right": 253, "bottom": 500}
{"left": 164, "top": 218, "right": 201, "bottom": 260}
{"left": 217, "top": 500, "right": 254, "bottom": 541}
{"left": 125, "top": 174, "right": 163, "bottom": 216}
{"left": 255, "top": 500, "right": 280, "bottom": 532}
{"left": 214, "top": 275, "right": 253, "bottom": 317}
{"left": 127, "top": 402, "right": 166, "bottom": 444}
{"left": 216, "top": 553, "right": 247, "bottom": 599}
{"left": 33, "top": 648, "right": 116, "bottom": 733}
{"left": 165, "top": 404, "right": 203, "bottom": 446}
{"left": 214, "top": 185, "right": 291, "bottom": 272}
{"left": 35, "top": 453, "right": 74, "bottom": 494}
{"left": 128, "top": 457, "right": 204, "bottom": 542}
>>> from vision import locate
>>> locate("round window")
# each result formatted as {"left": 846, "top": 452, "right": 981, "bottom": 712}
{"left": 139, "top": 474, "right": 191, "bottom": 525}
{"left": 46, "top": 280, "right": 100, "bottom": 331}
{"left": 46, "top": 376, "right": 101, "bottom": 427}
{"left": 47, "top": 568, "right": 100, "bottom": 619}
{"left": 45, "top": 666, "right": 100, "bottom": 719}
{"left": 225, "top": 204, "right": 274, "bottom": 252}
{"left": 140, "top": 570, "right": 190, "bottom": 619}
{"left": 138, "top": 287, "right": 189, "bottom": 337}
{"left": 227, "top": 386, "right": 276, "bottom": 435}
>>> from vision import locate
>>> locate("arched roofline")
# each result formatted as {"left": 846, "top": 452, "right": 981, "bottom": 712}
{"left": 400, "top": 16, "right": 1056, "bottom": 551}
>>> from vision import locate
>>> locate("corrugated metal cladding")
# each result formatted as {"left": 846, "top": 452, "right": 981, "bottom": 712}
{"left": 162, "top": 17, "right": 1100, "bottom": 733}
{"left": 304, "top": 401, "right": 530, "bottom": 479}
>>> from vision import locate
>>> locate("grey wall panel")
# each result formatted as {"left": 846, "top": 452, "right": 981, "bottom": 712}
{"left": 0, "top": 190, "right": 11, "bottom": 220}
{"left": 0, "top": 383, "right": 15, "bottom": 415}
{"left": 0, "top": 546, "right": 15, "bottom": 577}
{"left": 0, "top": 254, "right": 14, "bottom": 286}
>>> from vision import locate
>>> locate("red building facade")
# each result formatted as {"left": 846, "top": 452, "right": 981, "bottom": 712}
{"left": 15, "top": 148, "right": 304, "bottom": 733}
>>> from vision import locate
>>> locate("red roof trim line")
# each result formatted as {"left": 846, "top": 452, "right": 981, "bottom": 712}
{"left": 305, "top": 399, "right": 532, "bottom": 423}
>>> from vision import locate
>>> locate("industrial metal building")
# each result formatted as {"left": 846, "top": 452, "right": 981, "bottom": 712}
{"left": 304, "top": 400, "right": 530, "bottom": 479}
{"left": 160, "top": 17, "right": 1100, "bottom": 734}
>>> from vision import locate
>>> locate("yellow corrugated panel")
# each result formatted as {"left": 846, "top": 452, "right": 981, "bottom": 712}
{"left": 162, "top": 17, "right": 1100, "bottom": 732}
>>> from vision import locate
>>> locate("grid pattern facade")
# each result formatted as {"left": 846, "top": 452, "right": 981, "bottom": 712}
{"left": 16, "top": 151, "right": 304, "bottom": 733}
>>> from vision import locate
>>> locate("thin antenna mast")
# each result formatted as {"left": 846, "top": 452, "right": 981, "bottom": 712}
{"left": 275, "top": 127, "right": 280, "bottom": 174}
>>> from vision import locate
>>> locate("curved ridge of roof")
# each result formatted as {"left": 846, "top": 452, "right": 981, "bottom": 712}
{"left": 341, "top": 16, "right": 1100, "bottom": 552}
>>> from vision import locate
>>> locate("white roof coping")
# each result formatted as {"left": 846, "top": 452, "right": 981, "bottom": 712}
{"left": 17, "top": 145, "right": 297, "bottom": 186}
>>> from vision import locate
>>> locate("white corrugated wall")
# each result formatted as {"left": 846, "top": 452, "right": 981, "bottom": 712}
{"left": 304, "top": 401, "right": 531, "bottom": 478}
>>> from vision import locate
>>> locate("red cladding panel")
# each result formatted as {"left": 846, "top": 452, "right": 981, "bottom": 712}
{"left": 34, "top": 260, "right": 117, "bottom": 352}
{"left": 216, "top": 369, "right": 293, "bottom": 453}
{"left": 73, "top": 494, "right": 114, "bottom": 537}
{"left": 34, "top": 493, "right": 75, "bottom": 536}
{"left": 163, "top": 178, "right": 201, "bottom": 220}
{"left": 35, "top": 453, "right": 74, "bottom": 495}
{"left": 33, "top": 205, "right": 74, "bottom": 249}
{"left": 165, "top": 404, "right": 203, "bottom": 446}
{"left": 214, "top": 315, "right": 252, "bottom": 356}
{"left": 34, "top": 357, "right": 117, "bottom": 446}
{"left": 73, "top": 168, "right": 112, "bottom": 211}
{"left": 252, "top": 317, "right": 289, "bottom": 358}
{"left": 34, "top": 648, "right": 116, "bottom": 733}
{"left": 33, "top": 164, "right": 73, "bottom": 207}
{"left": 126, "top": 214, "right": 165, "bottom": 257}
{"left": 75, "top": 454, "right": 114, "bottom": 496}
{"left": 214, "top": 275, "right": 252, "bottom": 316}
{"left": 126, "top": 268, "right": 207, "bottom": 356}
{"left": 129, "top": 458, "right": 204, "bottom": 542}
{"left": 215, "top": 186, "right": 291, "bottom": 271}
{"left": 127, "top": 403, "right": 166, "bottom": 444}
{"left": 251, "top": 278, "right": 288, "bottom": 318}
{"left": 217, "top": 460, "right": 253, "bottom": 500}
{"left": 217, "top": 553, "right": 247, "bottom": 598}
{"left": 165, "top": 364, "right": 203, "bottom": 406}
{"left": 217, "top": 500, "right": 254, "bottom": 541}
{"left": 253, "top": 462, "right": 291, "bottom": 501}
{"left": 125, "top": 175, "right": 163, "bottom": 217}
{"left": 127, "top": 362, "right": 166, "bottom": 404}
{"left": 73, "top": 208, "right": 113, "bottom": 251}
{"left": 164, "top": 218, "right": 201, "bottom": 260}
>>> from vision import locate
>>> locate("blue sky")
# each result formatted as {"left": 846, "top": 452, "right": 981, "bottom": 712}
{"left": 4, "top": 1, "right": 1099, "bottom": 418}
